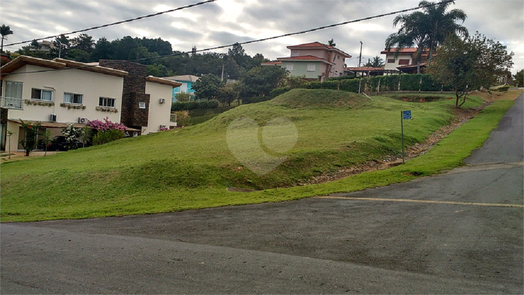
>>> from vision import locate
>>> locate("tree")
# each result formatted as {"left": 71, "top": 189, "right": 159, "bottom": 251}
{"left": 363, "top": 56, "right": 385, "bottom": 68}
{"left": 239, "top": 66, "right": 287, "bottom": 99}
{"left": 217, "top": 84, "right": 239, "bottom": 106}
{"left": 66, "top": 49, "right": 90, "bottom": 62}
{"left": 514, "top": 70, "right": 524, "bottom": 87}
{"left": 228, "top": 42, "right": 249, "bottom": 69}
{"left": 52, "top": 34, "right": 70, "bottom": 58}
{"left": 385, "top": 0, "right": 467, "bottom": 73}
{"left": 19, "top": 120, "right": 41, "bottom": 156}
{"left": 1, "top": 24, "right": 14, "bottom": 53}
{"left": 91, "top": 37, "right": 114, "bottom": 60}
{"left": 71, "top": 34, "right": 95, "bottom": 53}
{"left": 42, "top": 129, "right": 53, "bottom": 156}
{"left": 80, "top": 126, "right": 91, "bottom": 148}
{"left": 428, "top": 33, "right": 513, "bottom": 108}
{"left": 175, "top": 92, "right": 191, "bottom": 102}
{"left": 192, "top": 73, "right": 223, "bottom": 100}
{"left": 328, "top": 39, "right": 336, "bottom": 46}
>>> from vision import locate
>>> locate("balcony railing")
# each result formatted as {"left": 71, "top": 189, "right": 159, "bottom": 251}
{"left": 1, "top": 96, "right": 23, "bottom": 110}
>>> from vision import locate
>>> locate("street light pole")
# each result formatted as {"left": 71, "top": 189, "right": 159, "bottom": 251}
{"left": 358, "top": 41, "right": 363, "bottom": 67}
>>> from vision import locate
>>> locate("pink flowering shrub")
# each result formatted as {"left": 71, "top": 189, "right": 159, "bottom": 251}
{"left": 87, "top": 117, "right": 126, "bottom": 132}
{"left": 87, "top": 117, "right": 126, "bottom": 145}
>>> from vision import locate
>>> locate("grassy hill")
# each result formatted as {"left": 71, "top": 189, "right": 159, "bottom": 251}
{"left": 1, "top": 88, "right": 499, "bottom": 221}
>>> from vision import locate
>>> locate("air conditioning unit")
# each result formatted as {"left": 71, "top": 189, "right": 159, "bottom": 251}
{"left": 159, "top": 98, "right": 166, "bottom": 104}
{"left": 78, "top": 117, "right": 88, "bottom": 124}
{"left": 50, "top": 114, "right": 57, "bottom": 122}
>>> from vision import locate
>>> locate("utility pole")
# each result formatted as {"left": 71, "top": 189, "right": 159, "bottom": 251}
{"left": 358, "top": 41, "right": 363, "bottom": 67}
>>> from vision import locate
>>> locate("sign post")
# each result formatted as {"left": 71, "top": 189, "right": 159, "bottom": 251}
{"left": 401, "top": 110, "right": 411, "bottom": 163}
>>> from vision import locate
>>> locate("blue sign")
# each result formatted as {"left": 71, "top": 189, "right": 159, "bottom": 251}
{"left": 402, "top": 110, "right": 412, "bottom": 120}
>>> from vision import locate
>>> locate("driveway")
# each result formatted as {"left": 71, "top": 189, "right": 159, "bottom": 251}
{"left": 2, "top": 95, "right": 522, "bottom": 294}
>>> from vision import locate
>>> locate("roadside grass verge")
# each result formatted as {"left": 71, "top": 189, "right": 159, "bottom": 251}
{"left": 0, "top": 89, "right": 516, "bottom": 222}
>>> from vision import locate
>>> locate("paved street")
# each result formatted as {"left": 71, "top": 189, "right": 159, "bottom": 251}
{"left": 2, "top": 95, "right": 523, "bottom": 294}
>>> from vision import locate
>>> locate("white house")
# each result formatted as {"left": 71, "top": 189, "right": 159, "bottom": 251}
{"left": 381, "top": 48, "right": 433, "bottom": 73}
{"left": 0, "top": 56, "right": 181, "bottom": 151}
{"left": 265, "top": 42, "right": 351, "bottom": 81}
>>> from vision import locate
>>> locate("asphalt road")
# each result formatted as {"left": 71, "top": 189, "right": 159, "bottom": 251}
{"left": 2, "top": 95, "right": 523, "bottom": 294}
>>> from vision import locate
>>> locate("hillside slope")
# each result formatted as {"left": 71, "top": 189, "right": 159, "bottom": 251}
{"left": 1, "top": 89, "right": 485, "bottom": 220}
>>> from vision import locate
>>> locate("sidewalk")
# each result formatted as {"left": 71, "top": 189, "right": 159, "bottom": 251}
{"left": 1, "top": 150, "right": 62, "bottom": 161}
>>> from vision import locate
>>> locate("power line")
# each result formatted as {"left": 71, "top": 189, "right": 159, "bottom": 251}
{"left": 4, "top": 0, "right": 217, "bottom": 47}
{"left": 192, "top": 0, "right": 454, "bottom": 55}
{"left": 3, "top": 0, "right": 452, "bottom": 76}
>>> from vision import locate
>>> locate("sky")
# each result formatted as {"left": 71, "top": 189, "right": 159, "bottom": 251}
{"left": 1, "top": 0, "right": 523, "bottom": 74}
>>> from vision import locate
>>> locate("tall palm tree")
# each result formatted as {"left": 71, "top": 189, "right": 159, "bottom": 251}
{"left": 421, "top": 0, "right": 467, "bottom": 62}
{"left": 385, "top": 0, "right": 467, "bottom": 73}
{"left": 0, "top": 24, "right": 14, "bottom": 53}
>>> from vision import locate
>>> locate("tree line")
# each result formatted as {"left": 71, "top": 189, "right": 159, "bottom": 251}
{"left": 13, "top": 33, "right": 269, "bottom": 79}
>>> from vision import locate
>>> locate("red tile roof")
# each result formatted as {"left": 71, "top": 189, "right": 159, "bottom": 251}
{"left": 287, "top": 42, "right": 334, "bottom": 50}
{"left": 287, "top": 41, "right": 351, "bottom": 58}
{"left": 277, "top": 55, "right": 334, "bottom": 65}
{"left": 381, "top": 48, "right": 431, "bottom": 54}
{"left": 260, "top": 61, "right": 282, "bottom": 66}
{"left": 345, "top": 67, "right": 385, "bottom": 71}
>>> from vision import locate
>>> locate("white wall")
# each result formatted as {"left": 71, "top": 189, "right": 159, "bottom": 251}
{"left": 144, "top": 81, "right": 173, "bottom": 135}
{"left": 4, "top": 64, "right": 124, "bottom": 123}
{"left": 3, "top": 64, "right": 124, "bottom": 150}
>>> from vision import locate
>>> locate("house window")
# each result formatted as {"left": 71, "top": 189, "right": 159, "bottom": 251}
{"left": 387, "top": 59, "right": 395, "bottom": 63}
{"left": 285, "top": 64, "right": 294, "bottom": 71}
{"left": 291, "top": 51, "right": 299, "bottom": 57}
{"left": 398, "top": 59, "right": 410, "bottom": 65}
{"left": 3, "top": 81, "right": 23, "bottom": 109}
{"left": 99, "top": 97, "right": 116, "bottom": 108}
{"left": 307, "top": 64, "right": 316, "bottom": 72}
{"left": 139, "top": 102, "right": 146, "bottom": 109}
{"left": 64, "top": 92, "right": 83, "bottom": 104}
{"left": 32, "top": 88, "right": 53, "bottom": 101}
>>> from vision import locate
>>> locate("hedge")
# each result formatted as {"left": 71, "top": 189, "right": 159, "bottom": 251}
{"left": 172, "top": 100, "right": 219, "bottom": 111}
{"left": 304, "top": 74, "right": 450, "bottom": 93}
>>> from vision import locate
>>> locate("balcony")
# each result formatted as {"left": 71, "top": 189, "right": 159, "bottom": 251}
{"left": 0, "top": 96, "right": 23, "bottom": 110}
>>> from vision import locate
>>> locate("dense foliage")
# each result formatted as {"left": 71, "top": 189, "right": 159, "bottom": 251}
{"left": 428, "top": 32, "right": 514, "bottom": 107}
{"left": 14, "top": 34, "right": 269, "bottom": 78}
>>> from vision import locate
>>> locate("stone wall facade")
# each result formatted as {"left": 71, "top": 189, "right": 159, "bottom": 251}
{"left": 99, "top": 60, "right": 150, "bottom": 128}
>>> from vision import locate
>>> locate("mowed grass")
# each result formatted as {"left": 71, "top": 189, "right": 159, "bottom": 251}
{"left": 0, "top": 89, "right": 516, "bottom": 222}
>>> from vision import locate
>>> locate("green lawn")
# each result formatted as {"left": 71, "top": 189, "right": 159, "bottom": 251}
{"left": 0, "top": 89, "right": 514, "bottom": 222}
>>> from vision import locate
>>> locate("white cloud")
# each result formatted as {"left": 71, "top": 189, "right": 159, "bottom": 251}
{"left": 1, "top": 0, "right": 522, "bottom": 72}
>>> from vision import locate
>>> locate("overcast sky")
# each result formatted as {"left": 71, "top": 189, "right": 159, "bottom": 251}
{"left": 1, "top": 0, "right": 523, "bottom": 73}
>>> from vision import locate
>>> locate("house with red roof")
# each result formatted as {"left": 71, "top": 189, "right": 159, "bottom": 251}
{"left": 264, "top": 42, "right": 351, "bottom": 81}
{"left": 381, "top": 48, "right": 434, "bottom": 74}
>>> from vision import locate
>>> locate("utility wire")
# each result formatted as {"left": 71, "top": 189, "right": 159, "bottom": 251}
{"left": 4, "top": 0, "right": 217, "bottom": 47}
{"left": 3, "top": 0, "right": 452, "bottom": 76}
{"left": 193, "top": 0, "right": 454, "bottom": 55}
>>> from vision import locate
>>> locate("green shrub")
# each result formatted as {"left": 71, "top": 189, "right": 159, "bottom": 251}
{"left": 172, "top": 100, "right": 219, "bottom": 111}
{"left": 173, "top": 111, "right": 190, "bottom": 126}
{"left": 92, "top": 129, "right": 125, "bottom": 145}
{"left": 270, "top": 87, "right": 291, "bottom": 98}
{"left": 493, "top": 85, "right": 510, "bottom": 92}
{"left": 339, "top": 79, "right": 361, "bottom": 92}
{"left": 242, "top": 96, "right": 272, "bottom": 104}
{"left": 400, "top": 74, "right": 423, "bottom": 91}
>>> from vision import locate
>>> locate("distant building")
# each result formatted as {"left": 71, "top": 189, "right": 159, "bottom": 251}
{"left": 164, "top": 75, "right": 200, "bottom": 102}
{"left": 268, "top": 42, "right": 351, "bottom": 81}
{"left": 381, "top": 48, "right": 434, "bottom": 74}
